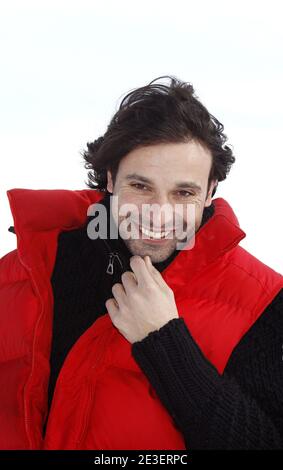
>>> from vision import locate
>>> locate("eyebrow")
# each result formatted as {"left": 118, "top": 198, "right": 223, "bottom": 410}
{"left": 125, "top": 173, "right": 202, "bottom": 192}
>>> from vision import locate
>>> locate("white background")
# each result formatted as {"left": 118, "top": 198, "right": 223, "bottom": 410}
{"left": 0, "top": 0, "right": 282, "bottom": 273}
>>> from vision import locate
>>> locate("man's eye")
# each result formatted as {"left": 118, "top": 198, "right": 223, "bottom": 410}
{"left": 131, "top": 183, "right": 149, "bottom": 191}
{"left": 177, "top": 190, "right": 194, "bottom": 197}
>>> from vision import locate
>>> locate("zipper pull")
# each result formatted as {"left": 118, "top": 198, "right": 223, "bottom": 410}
{"left": 106, "top": 252, "right": 124, "bottom": 275}
{"left": 106, "top": 253, "right": 115, "bottom": 275}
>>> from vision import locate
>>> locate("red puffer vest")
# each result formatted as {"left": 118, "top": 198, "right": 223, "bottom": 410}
{"left": 0, "top": 188, "right": 282, "bottom": 450}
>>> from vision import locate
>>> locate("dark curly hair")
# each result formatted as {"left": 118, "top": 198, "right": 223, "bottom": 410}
{"left": 81, "top": 75, "right": 235, "bottom": 197}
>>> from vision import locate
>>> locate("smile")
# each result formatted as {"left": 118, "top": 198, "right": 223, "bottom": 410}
{"left": 140, "top": 225, "right": 171, "bottom": 239}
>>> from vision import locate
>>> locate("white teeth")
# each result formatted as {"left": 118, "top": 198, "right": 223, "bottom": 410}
{"left": 140, "top": 226, "right": 170, "bottom": 239}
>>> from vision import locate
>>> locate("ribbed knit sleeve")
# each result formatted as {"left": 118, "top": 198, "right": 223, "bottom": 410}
{"left": 131, "top": 290, "right": 283, "bottom": 449}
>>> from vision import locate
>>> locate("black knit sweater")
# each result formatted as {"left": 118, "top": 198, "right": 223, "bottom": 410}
{"left": 132, "top": 291, "right": 283, "bottom": 449}
{"left": 47, "top": 193, "right": 283, "bottom": 449}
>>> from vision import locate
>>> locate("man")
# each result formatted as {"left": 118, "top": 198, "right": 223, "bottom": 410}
{"left": 0, "top": 76, "right": 282, "bottom": 450}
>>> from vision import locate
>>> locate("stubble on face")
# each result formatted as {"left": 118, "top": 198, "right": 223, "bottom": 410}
{"left": 115, "top": 199, "right": 206, "bottom": 263}
{"left": 121, "top": 224, "right": 180, "bottom": 263}
{"left": 108, "top": 140, "right": 216, "bottom": 264}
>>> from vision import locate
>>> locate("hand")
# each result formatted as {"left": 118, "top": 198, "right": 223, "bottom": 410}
{"left": 105, "top": 255, "right": 179, "bottom": 344}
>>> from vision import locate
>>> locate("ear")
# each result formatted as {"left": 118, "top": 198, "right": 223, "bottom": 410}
{"left": 204, "top": 180, "right": 217, "bottom": 207}
{"left": 106, "top": 170, "right": 114, "bottom": 193}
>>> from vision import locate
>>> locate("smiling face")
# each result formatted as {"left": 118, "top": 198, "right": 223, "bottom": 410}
{"left": 106, "top": 139, "right": 217, "bottom": 263}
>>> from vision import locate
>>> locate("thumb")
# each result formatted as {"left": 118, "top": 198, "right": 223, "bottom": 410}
{"left": 145, "top": 255, "right": 154, "bottom": 271}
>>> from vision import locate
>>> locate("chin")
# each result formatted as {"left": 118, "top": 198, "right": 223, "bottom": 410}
{"left": 126, "top": 240, "right": 175, "bottom": 263}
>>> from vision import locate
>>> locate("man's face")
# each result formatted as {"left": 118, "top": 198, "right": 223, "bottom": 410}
{"left": 107, "top": 140, "right": 217, "bottom": 263}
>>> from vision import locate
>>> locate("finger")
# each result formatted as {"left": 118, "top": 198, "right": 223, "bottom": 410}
{"left": 111, "top": 282, "right": 127, "bottom": 304}
{"left": 105, "top": 297, "right": 119, "bottom": 322}
{"left": 121, "top": 271, "right": 137, "bottom": 295}
{"left": 129, "top": 256, "right": 153, "bottom": 286}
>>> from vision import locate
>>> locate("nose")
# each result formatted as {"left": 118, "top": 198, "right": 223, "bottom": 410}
{"left": 152, "top": 192, "right": 170, "bottom": 207}
{"left": 142, "top": 193, "right": 174, "bottom": 229}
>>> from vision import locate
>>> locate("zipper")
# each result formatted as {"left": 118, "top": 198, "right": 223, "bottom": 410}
{"left": 16, "top": 245, "right": 45, "bottom": 449}
{"left": 101, "top": 238, "right": 124, "bottom": 276}
{"left": 75, "top": 329, "right": 114, "bottom": 447}
{"left": 106, "top": 253, "right": 123, "bottom": 275}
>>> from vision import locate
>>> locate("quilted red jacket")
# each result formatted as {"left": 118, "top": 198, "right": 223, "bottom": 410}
{"left": 0, "top": 188, "right": 282, "bottom": 450}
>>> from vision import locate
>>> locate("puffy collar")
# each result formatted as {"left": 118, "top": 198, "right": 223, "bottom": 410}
{"left": 6, "top": 188, "right": 246, "bottom": 293}
{"left": 7, "top": 188, "right": 105, "bottom": 233}
{"left": 161, "top": 198, "right": 246, "bottom": 295}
